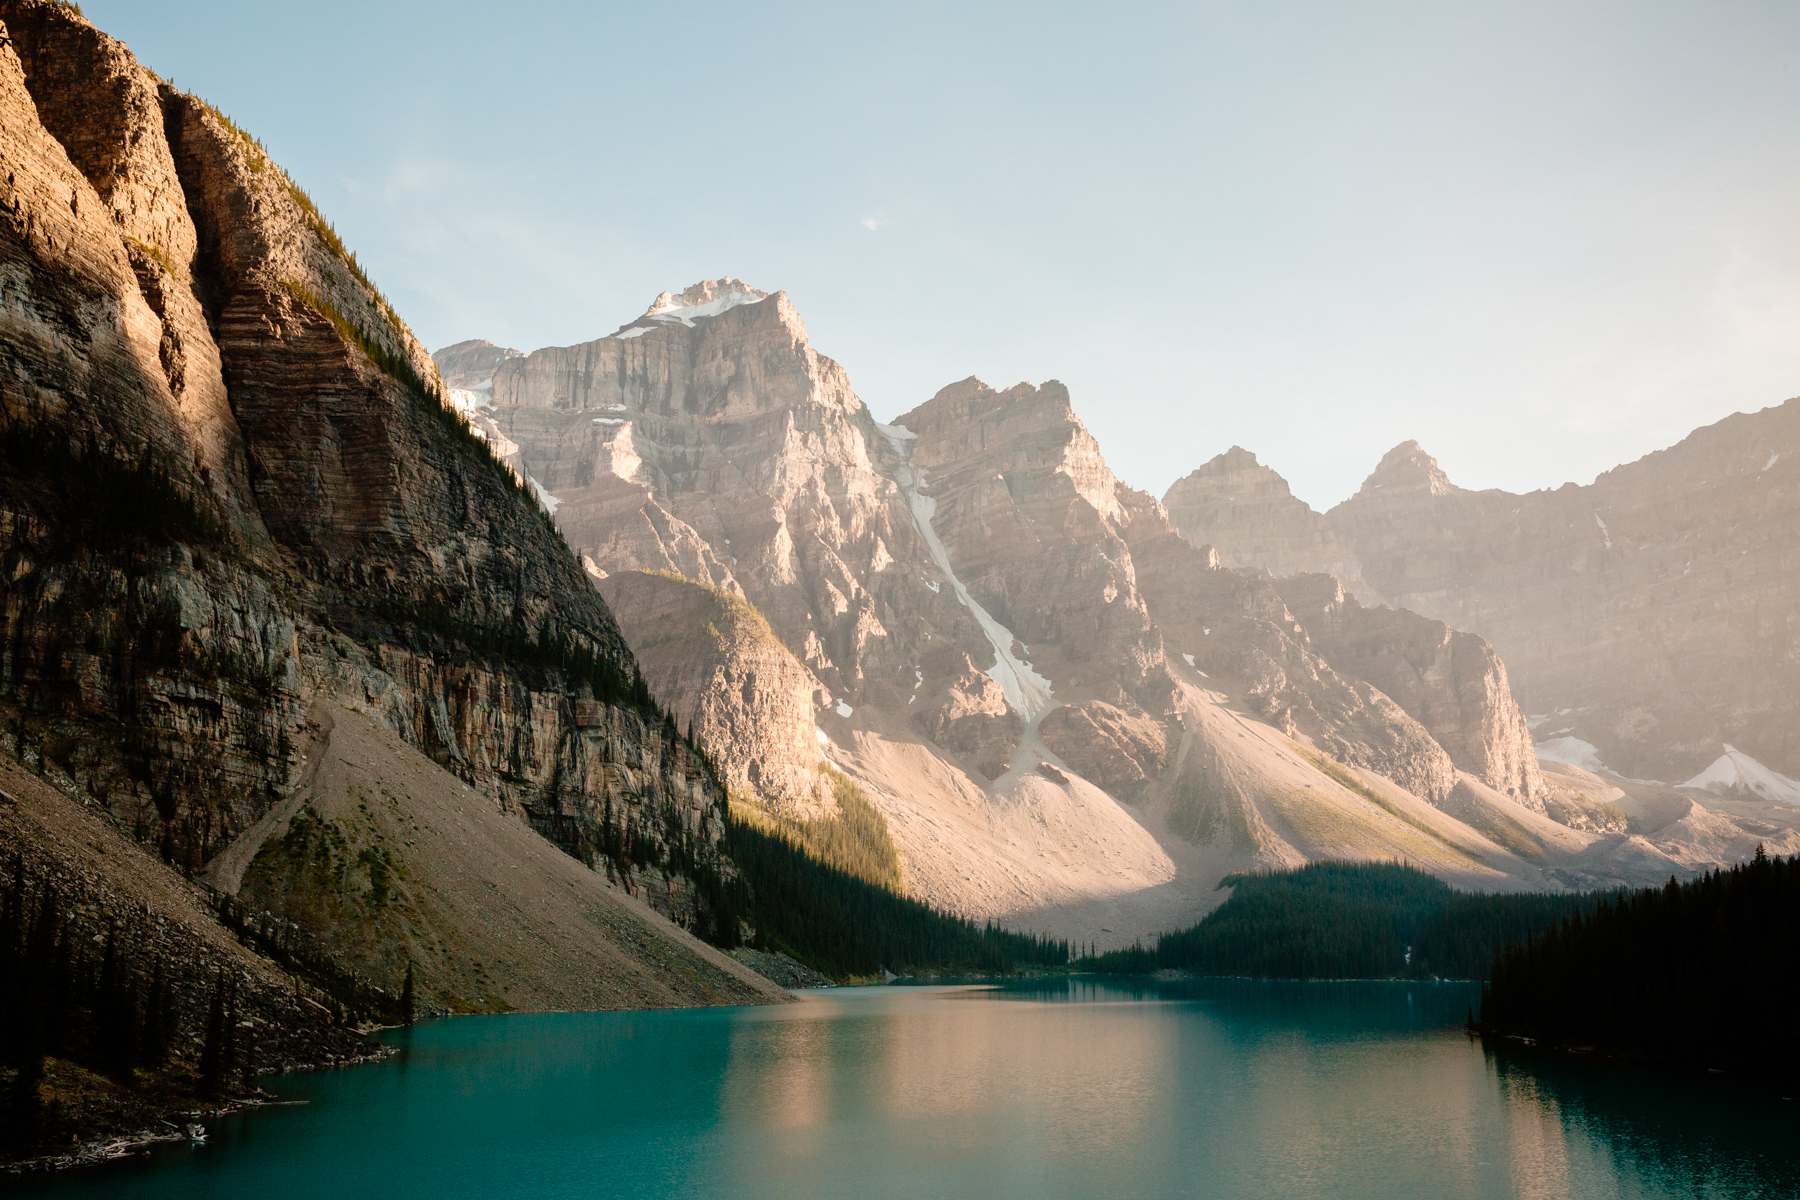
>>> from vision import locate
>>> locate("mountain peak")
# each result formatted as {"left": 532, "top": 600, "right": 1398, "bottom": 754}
{"left": 1360, "top": 440, "right": 1453, "bottom": 497}
{"left": 640, "top": 278, "right": 771, "bottom": 326}
{"left": 1165, "top": 447, "right": 1295, "bottom": 507}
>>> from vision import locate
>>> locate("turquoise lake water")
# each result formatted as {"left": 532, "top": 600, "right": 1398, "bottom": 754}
{"left": 17, "top": 979, "right": 1798, "bottom": 1199}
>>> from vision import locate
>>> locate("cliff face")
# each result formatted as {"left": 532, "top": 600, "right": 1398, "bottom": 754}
{"left": 459, "top": 299, "right": 1647, "bottom": 941}
{"left": 594, "top": 570, "right": 830, "bottom": 818}
{"left": 1163, "top": 447, "right": 1373, "bottom": 598}
{"left": 1165, "top": 405, "right": 1800, "bottom": 783}
{"left": 0, "top": 0, "right": 758, "bottom": 1015}
{"left": 1274, "top": 574, "right": 1546, "bottom": 808}
{"left": 1328, "top": 415, "right": 1800, "bottom": 781}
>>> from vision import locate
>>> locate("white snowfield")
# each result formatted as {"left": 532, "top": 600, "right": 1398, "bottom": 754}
{"left": 612, "top": 325, "right": 652, "bottom": 340}
{"left": 645, "top": 284, "right": 768, "bottom": 327}
{"left": 1534, "top": 734, "right": 1607, "bottom": 773}
{"left": 1682, "top": 745, "right": 1800, "bottom": 806}
{"left": 447, "top": 385, "right": 493, "bottom": 414}
{"left": 528, "top": 477, "right": 561, "bottom": 515}
{"left": 877, "top": 421, "right": 1056, "bottom": 723}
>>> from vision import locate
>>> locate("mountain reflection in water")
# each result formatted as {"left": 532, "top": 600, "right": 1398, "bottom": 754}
{"left": 16, "top": 980, "right": 1796, "bottom": 1200}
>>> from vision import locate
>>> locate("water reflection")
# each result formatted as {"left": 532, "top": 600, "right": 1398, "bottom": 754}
{"left": 13, "top": 982, "right": 1796, "bottom": 1200}
{"left": 1486, "top": 1044, "right": 1800, "bottom": 1199}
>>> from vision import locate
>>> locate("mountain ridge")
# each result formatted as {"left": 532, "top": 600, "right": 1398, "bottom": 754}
{"left": 1166, "top": 395, "right": 1800, "bottom": 785}
{"left": 436, "top": 278, "right": 1761, "bottom": 943}
{"left": 0, "top": 0, "right": 779, "bottom": 1027}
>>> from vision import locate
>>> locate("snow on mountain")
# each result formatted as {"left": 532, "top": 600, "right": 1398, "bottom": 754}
{"left": 1534, "top": 735, "right": 1607, "bottom": 773}
{"left": 1682, "top": 745, "right": 1800, "bottom": 805}
{"left": 643, "top": 278, "right": 769, "bottom": 327}
{"left": 877, "top": 421, "right": 1057, "bottom": 724}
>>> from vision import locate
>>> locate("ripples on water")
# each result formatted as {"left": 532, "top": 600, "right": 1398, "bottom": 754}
{"left": 17, "top": 979, "right": 1797, "bottom": 1200}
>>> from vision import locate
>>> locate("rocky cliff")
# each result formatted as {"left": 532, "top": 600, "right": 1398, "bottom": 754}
{"left": 448, "top": 290, "right": 1702, "bottom": 943}
{"left": 594, "top": 570, "right": 830, "bottom": 818}
{"left": 1273, "top": 574, "right": 1546, "bottom": 807}
{"left": 1164, "top": 447, "right": 1373, "bottom": 597}
{"left": 1164, "top": 405, "right": 1800, "bottom": 785}
{"left": 0, "top": 0, "right": 775, "bottom": 1028}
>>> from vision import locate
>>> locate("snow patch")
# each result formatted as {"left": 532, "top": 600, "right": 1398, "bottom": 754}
{"left": 878, "top": 422, "right": 1055, "bottom": 723}
{"left": 448, "top": 385, "right": 494, "bottom": 414}
{"left": 528, "top": 478, "right": 560, "bottom": 515}
{"left": 1765, "top": 451, "right": 1782, "bottom": 472}
{"left": 815, "top": 726, "right": 831, "bottom": 747}
{"left": 613, "top": 325, "right": 652, "bottom": 340}
{"left": 591, "top": 417, "right": 626, "bottom": 426}
{"left": 834, "top": 700, "right": 854, "bottom": 719}
{"left": 873, "top": 420, "right": 917, "bottom": 443}
{"left": 645, "top": 281, "right": 768, "bottom": 327}
{"left": 925, "top": 580, "right": 941, "bottom": 594}
{"left": 1593, "top": 512, "right": 1613, "bottom": 549}
{"left": 1682, "top": 745, "right": 1800, "bottom": 805}
{"left": 1535, "top": 735, "right": 1606, "bottom": 773}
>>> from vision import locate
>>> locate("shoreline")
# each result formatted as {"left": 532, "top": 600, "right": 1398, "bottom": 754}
{"left": 1, "top": 1044, "right": 399, "bottom": 1180}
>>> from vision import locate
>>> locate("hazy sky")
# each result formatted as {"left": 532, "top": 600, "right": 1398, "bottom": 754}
{"left": 86, "top": 1, "right": 1800, "bottom": 507}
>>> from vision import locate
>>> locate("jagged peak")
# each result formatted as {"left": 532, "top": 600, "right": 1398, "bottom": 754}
{"left": 1164, "top": 446, "right": 1297, "bottom": 506}
{"left": 435, "top": 337, "right": 521, "bottom": 358}
{"left": 900, "top": 376, "right": 1080, "bottom": 446}
{"left": 640, "top": 277, "right": 771, "bottom": 326}
{"left": 1359, "top": 440, "right": 1454, "bottom": 497}
{"left": 918, "top": 375, "right": 1072, "bottom": 416}
{"left": 1197, "top": 445, "right": 1283, "bottom": 480}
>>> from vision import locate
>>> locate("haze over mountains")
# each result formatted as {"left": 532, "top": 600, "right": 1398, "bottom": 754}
{"left": 1165, "top": 407, "right": 1800, "bottom": 787}
{"left": 437, "top": 280, "right": 1800, "bottom": 943}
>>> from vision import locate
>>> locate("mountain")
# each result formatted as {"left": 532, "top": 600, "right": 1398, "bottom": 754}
{"left": 1163, "top": 447, "right": 1372, "bottom": 596}
{"left": 439, "top": 284, "right": 1732, "bottom": 944}
{"left": 1164, "top": 403, "right": 1800, "bottom": 788}
{"left": 0, "top": 0, "right": 785, "bottom": 1046}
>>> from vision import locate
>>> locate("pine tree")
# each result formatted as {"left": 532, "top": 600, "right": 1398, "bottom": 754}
{"left": 400, "top": 961, "right": 416, "bottom": 1026}
{"left": 140, "top": 962, "right": 172, "bottom": 1069}
{"left": 199, "top": 974, "right": 229, "bottom": 1098}
{"left": 96, "top": 922, "right": 139, "bottom": 1079}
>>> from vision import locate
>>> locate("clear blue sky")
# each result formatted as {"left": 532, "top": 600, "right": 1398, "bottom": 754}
{"left": 85, "top": 0, "right": 1800, "bottom": 507}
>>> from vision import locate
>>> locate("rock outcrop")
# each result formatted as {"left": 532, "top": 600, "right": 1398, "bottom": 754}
{"left": 1330, "top": 417, "right": 1800, "bottom": 781}
{"left": 1164, "top": 405, "right": 1800, "bottom": 782}
{"left": 1164, "top": 447, "right": 1373, "bottom": 597}
{"left": 0, "top": 0, "right": 765, "bottom": 1020}
{"left": 1274, "top": 574, "right": 1546, "bottom": 807}
{"left": 595, "top": 570, "right": 831, "bottom": 818}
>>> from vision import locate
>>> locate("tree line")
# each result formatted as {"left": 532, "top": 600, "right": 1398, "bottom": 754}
{"left": 1, "top": 858, "right": 250, "bottom": 1153}
{"left": 725, "top": 819, "right": 1068, "bottom": 978}
{"left": 1480, "top": 847, "right": 1798, "bottom": 1078}
{"left": 1078, "top": 861, "right": 1605, "bottom": 979}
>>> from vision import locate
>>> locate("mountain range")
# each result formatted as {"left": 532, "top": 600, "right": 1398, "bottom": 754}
{"left": 3, "top": 0, "right": 1795, "bottom": 1055}
{"left": 435, "top": 280, "right": 1800, "bottom": 945}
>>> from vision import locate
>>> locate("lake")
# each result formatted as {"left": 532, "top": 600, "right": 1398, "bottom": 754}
{"left": 17, "top": 979, "right": 1797, "bottom": 1199}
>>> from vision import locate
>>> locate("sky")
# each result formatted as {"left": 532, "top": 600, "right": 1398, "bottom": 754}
{"left": 84, "top": 0, "right": 1800, "bottom": 508}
